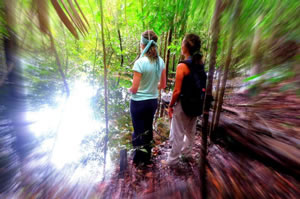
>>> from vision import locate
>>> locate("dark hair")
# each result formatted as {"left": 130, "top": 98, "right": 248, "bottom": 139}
{"left": 183, "top": 33, "right": 203, "bottom": 65}
{"left": 142, "top": 30, "right": 158, "bottom": 61}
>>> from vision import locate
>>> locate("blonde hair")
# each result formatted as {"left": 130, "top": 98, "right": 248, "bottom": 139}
{"left": 142, "top": 30, "right": 158, "bottom": 61}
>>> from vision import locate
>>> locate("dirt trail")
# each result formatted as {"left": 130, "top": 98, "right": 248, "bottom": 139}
{"left": 92, "top": 133, "right": 299, "bottom": 199}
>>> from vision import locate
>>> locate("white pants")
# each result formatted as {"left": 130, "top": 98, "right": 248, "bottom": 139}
{"left": 167, "top": 101, "right": 197, "bottom": 165}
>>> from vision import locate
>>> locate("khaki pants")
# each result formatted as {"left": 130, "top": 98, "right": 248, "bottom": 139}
{"left": 167, "top": 101, "right": 197, "bottom": 165}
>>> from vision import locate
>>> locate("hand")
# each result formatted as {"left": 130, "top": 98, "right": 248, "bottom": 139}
{"left": 127, "top": 88, "right": 132, "bottom": 93}
{"left": 168, "top": 107, "right": 173, "bottom": 118}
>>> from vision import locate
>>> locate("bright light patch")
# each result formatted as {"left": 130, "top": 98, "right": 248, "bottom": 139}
{"left": 26, "top": 80, "right": 111, "bottom": 181}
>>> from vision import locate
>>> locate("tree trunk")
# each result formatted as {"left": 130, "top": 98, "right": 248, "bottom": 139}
{"left": 172, "top": 54, "right": 176, "bottom": 72}
{"left": 250, "top": 15, "right": 264, "bottom": 76}
{"left": 178, "top": 15, "right": 187, "bottom": 62}
{"left": 117, "top": 29, "right": 124, "bottom": 68}
{"left": 171, "top": 26, "right": 177, "bottom": 73}
{"left": 159, "top": 32, "right": 164, "bottom": 56}
{"left": 140, "top": 0, "right": 144, "bottom": 29}
{"left": 200, "top": 0, "right": 224, "bottom": 198}
{"left": 2, "top": 0, "right": 35, "bottom": 160}
{"left": 165, "top": 28, "right": 173, "bottom": 86}
{"left": 163, "top": 31, "right": 168, "bottom": 62}
{"left": 49, "top": 34, "right": 70, "bottom": 97}
{"left": 213, "top": 0, "right": 241, "bottom": 131}
{"left": 210, "top": 66, "right": 223, "bottom": 135}
{"left": 99, "top": 0, "right": 109, "bottom": 177}
{"left": 154, "top": 91, "right": 161, "bottom": 123}
{"left": 116, "top": 29, "right": 124, "bottom": 87}
{"left": 210, "top": 32, "right": 228, "bottom": 135}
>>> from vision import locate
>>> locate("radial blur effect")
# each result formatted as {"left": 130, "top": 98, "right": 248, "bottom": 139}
{"left": 0, "top": 0, "right": 299, "bottom": 198}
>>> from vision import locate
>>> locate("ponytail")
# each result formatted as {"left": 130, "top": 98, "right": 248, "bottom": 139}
{"left": 183, "top": 34, "right": 204, "bottom": 66}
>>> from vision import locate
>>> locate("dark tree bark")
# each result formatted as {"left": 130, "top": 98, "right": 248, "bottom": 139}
{"left": 159, "top": 32, "right": 164, "bottom": 56}
{"left": 210, "top": 33, "right": 228, "bottom": 135}
{"left": 49, "top": 34, "right": 70, "bottom": 97}
{"left": 119, "top": 149, "right": 127, "bottom": 178}
{"left": 172, "top": 54, "right": 176, "bottom": 72}
{"left": 210, "top": 66, "right": 223, "bottom": 135}
{"left": 171, "top": 26, "right": 177, "bottom": 73}
{"left": 2, "top": 0, "right": 35, "bottom": 159}
{"left": 117, "top": 29, "right": 124, "bottom": 68}
{"left": 214, "top": 0, "right": 241, "bottom": 131}
{"left": 99, "top": 0, "right": 109, "bottom": 177}
{"left": 165, "top": 28, "right": 173, "bottom": 86}
{"left": 115, "top": 29, "right": 124, "bottom": 87}
{"left": 163, "top": 31, "right": 168, "bottom": 62}
{"left": 200, "top": 0, "right": 224, "bottom": 198}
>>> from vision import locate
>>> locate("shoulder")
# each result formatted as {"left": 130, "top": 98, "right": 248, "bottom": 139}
{"left": 158, "top": 57, "right": 165, "bottom": 69}
{"left": 158, "top": 56, "right": 164, "bottom": 63}
{"left": 177, "top": 63, "right": 189, "bottom": 73}
{"left": 135, "top": 56, "right": 148, "bottom": 65}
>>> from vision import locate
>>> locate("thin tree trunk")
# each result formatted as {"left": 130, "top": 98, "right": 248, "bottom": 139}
{"left": 172, "top": 54, "right": 176, "bottom": 72}
{"left": 171, "top": 26, "right": 177, "bottom": 73}
{"left": 88, "top": 0, "right": 99, "bottom": 79}
{"left": 140, "top": 0, "right": 144, "bottom": 29}
{"left": 49, "top": 34, "right": 70, "bottom": 97}
{"left": 214, "top": 0, "right": 241, "bottom": 131}
{"left": 251, "top": 15, "right": 263, "bottom": 76}
{"left": 165, "top": 28, "right": 173, "bottom": 86}
{"left": 99, "top": 0, "right": 109, "bottom": 177}
{"left": 163, "top": 31, "right": 168, "bottom": 61}
{"left": 200, "top": 0, "right": 224, "bottom": 198}
{"left": 159, "top": 32, "right": 164, "bottom": 56}
{"left": 61, "top": 23, "right": 69, "bottom": 75}
{"left": 155, "top": 90, "right": 162, "bottom": 123}
{"left": 203, "top": 22, "right": 211, "bottom": 64}
{"left": 155, "top": 33, "right": 165, "bottom": 123}
{"left": 117, "top": 29, "right": 124, "bottom": 68}
{"left": 210, "top": 32, "right": 228, "bottom": 135}
{"left": 210, "top": 66, "right": 222, "bottom": 135}
{"left": 116, "top": 29, "right": 124, "bottom": 87}
{"left": 177, "top": 2, "right": 189, "bottom": 62}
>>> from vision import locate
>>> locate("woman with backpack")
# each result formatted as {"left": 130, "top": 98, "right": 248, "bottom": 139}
{"left": 128, "top": 30, "right": 166, "bottom": 166}
{"left": 166, "top": 34, "right": 206, "bottom": 166}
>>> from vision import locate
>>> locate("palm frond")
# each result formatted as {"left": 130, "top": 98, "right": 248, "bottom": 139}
{"left": 60, "top": 0, "right": 85, "bottom": 36}
{"left": 67, "top": 0, "right": 88, "bottom": 34}
{"left": 50, "top": 0, "right": 79, "bottom": 39}
{"left": 34, "top": 0, "right": 50, "bottom": 34}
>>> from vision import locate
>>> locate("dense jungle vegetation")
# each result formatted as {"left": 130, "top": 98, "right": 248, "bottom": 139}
{"left": 0, "top": 0, "right": 299, "bottom": 198}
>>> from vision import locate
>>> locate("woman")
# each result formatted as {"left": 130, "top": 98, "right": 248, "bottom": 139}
{"left": 128, "top": 30, "right": 166, "bottom": 166}
{"left": 167, "top": 33, "right": 205, "bottom": 166}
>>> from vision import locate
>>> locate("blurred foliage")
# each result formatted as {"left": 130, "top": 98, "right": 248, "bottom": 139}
{"left": 4, "top": 0, "right": 297, "bottom": 95}
{"left": 0, "top": 0, "right": 299, "bottom": 178}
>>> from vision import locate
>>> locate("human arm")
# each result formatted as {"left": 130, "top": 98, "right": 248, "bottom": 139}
{"left": 128, "top": 72, "right": 142, "bottom": 94}
{"left": 158, "top": 69, "right": 166, "bottom": 90}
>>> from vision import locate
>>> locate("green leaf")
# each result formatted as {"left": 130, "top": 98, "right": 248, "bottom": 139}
{"left": 140, "top": 148, "right": 148, "bottom": 153}
{"left": 243, "top": 74, "right": 261, "bottom": 82}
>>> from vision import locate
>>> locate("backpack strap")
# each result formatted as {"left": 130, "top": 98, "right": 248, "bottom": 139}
{"left": 178, "top": 60, "right": 192, "bottom": 69}
{"left": 179, "top": 60, "right": 205, "bottom": 73}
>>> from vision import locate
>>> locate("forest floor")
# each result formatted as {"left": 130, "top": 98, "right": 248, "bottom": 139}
{"left": 91, "top": 78, "right": 300, "bottom": 199}
{"left": 1, "top": 79, "right": 299, "bottom": 199}
{"left": 92, "top": 133, "right": 299, "bottom": 199}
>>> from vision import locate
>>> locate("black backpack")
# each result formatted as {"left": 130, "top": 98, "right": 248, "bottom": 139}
{"left": 179, "top": 60, "right": 207, "bottom": 117}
